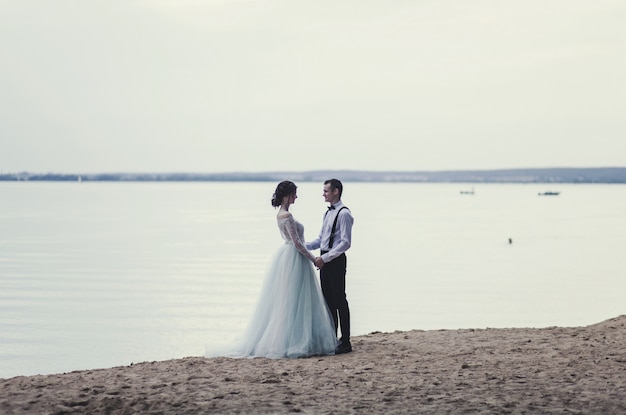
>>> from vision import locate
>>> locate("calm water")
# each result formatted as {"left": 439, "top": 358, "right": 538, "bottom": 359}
{"left": 1, "top": 181, "right": 625, "bottom": 378}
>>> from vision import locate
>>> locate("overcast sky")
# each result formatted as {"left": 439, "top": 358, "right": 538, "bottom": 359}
{"left": 1, "top": 0, "right": 625, "bottom": 173}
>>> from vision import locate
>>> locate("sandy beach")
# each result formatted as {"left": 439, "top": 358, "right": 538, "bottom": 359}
{"left": 1, "top": 315, "right": 625, "bottom": 414}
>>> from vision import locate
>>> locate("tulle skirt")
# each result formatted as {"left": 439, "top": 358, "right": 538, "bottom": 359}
{"left": 210, "top": 243, "right": 337, "bottom": 359}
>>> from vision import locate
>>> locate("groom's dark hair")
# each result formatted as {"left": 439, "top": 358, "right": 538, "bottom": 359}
{"left": 325, "top": 179, "right": 343, "bottom": 198}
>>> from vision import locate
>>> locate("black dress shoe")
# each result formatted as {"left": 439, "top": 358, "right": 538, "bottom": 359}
{"left": 335, "top": 340, "right": 352, "bottom": 354}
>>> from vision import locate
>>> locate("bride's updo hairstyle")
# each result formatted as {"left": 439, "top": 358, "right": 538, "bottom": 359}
{"left": 271, "top": 181, "right": 297, "bottom": 207}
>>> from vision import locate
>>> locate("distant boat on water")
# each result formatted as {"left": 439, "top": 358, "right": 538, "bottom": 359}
{"left": 460, "top": 187, "right": 475, "bottom": 195}
{"left": 538, "top": 191, "right": 560, "bottom": 196}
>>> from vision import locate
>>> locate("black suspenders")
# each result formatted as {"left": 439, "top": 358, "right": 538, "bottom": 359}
{"left": 328, "top": 207, "right": 348, "bottom": 249}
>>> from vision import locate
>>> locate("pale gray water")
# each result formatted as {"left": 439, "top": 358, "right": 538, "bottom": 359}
{"left": 1, "top": 181, "right": 625, "bottom": 378}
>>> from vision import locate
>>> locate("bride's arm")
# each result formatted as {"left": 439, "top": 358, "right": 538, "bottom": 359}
{"left": 284, "top": 215, "right": 316, "bottom": 262}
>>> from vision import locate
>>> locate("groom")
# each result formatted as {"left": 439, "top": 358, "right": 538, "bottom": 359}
{"left": 307, "top": 179, "right": 354, "bottom": 354}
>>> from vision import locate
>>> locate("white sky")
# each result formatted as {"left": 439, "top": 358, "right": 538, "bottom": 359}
{"left": 1, "top": 0, "right": 625, "bottom": 173}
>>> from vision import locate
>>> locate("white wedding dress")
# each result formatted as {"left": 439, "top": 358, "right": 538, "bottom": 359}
{"left": 213, "top": 214, "right": 337, "bottom": 359}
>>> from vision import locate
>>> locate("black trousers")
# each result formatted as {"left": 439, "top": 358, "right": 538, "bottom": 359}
{"left": 320, "top": 252, "right": 350, "bottom": 342}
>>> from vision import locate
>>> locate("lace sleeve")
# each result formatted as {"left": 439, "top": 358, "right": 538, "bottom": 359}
{"left": 284, "top": 216, "right": 316, "bottom": 262}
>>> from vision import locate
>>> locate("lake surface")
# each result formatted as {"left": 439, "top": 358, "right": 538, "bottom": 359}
{"left": 1, "top": 181, "right": 625, "bottom": 378}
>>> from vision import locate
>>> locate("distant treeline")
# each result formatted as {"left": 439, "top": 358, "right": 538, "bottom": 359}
{"left": 2, "top": 168, "right": 626, "bottom": 183}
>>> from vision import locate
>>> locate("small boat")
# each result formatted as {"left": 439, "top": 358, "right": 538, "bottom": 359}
{"left": 460, "top": 187, "right": 475, "bottom": 195}
{"left": 538, "top": 191, "right": 560, "bottom": 196}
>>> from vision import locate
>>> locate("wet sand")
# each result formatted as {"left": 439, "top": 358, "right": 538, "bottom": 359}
{"left": 1, "top": 315, "right": 625, "bottom": 414}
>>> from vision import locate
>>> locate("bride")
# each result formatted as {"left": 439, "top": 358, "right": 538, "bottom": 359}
{"left": 214, "top": 181, "right": 337, "bottom": 358}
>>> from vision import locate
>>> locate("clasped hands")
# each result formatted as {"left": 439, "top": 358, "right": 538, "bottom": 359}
{"left": 314, "top": 257, "right": 325, "bottom": 269}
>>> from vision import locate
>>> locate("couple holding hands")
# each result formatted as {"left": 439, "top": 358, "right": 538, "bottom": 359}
{"left": 218, "top": 179, "right": 354, "bottom": 358}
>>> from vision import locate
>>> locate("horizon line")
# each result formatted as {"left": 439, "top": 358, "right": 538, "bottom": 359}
{"left": 3, "top": 166, "right": 626, "bottom": 175}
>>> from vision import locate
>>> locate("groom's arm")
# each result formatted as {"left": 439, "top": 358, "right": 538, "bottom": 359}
{"left": 305, "top": 239, "right": 320, "bottom": 251}
{"left": 305, "top": 230, "right": 322, "bottom": 251}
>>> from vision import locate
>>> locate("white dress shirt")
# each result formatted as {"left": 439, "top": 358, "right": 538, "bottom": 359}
{"left": 306, "top": 201, "right": 354, "bottom": 263}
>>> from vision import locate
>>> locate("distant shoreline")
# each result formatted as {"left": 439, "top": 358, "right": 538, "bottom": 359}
{"left": 2, "top": 167, "right": 626, "bottom": 183}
